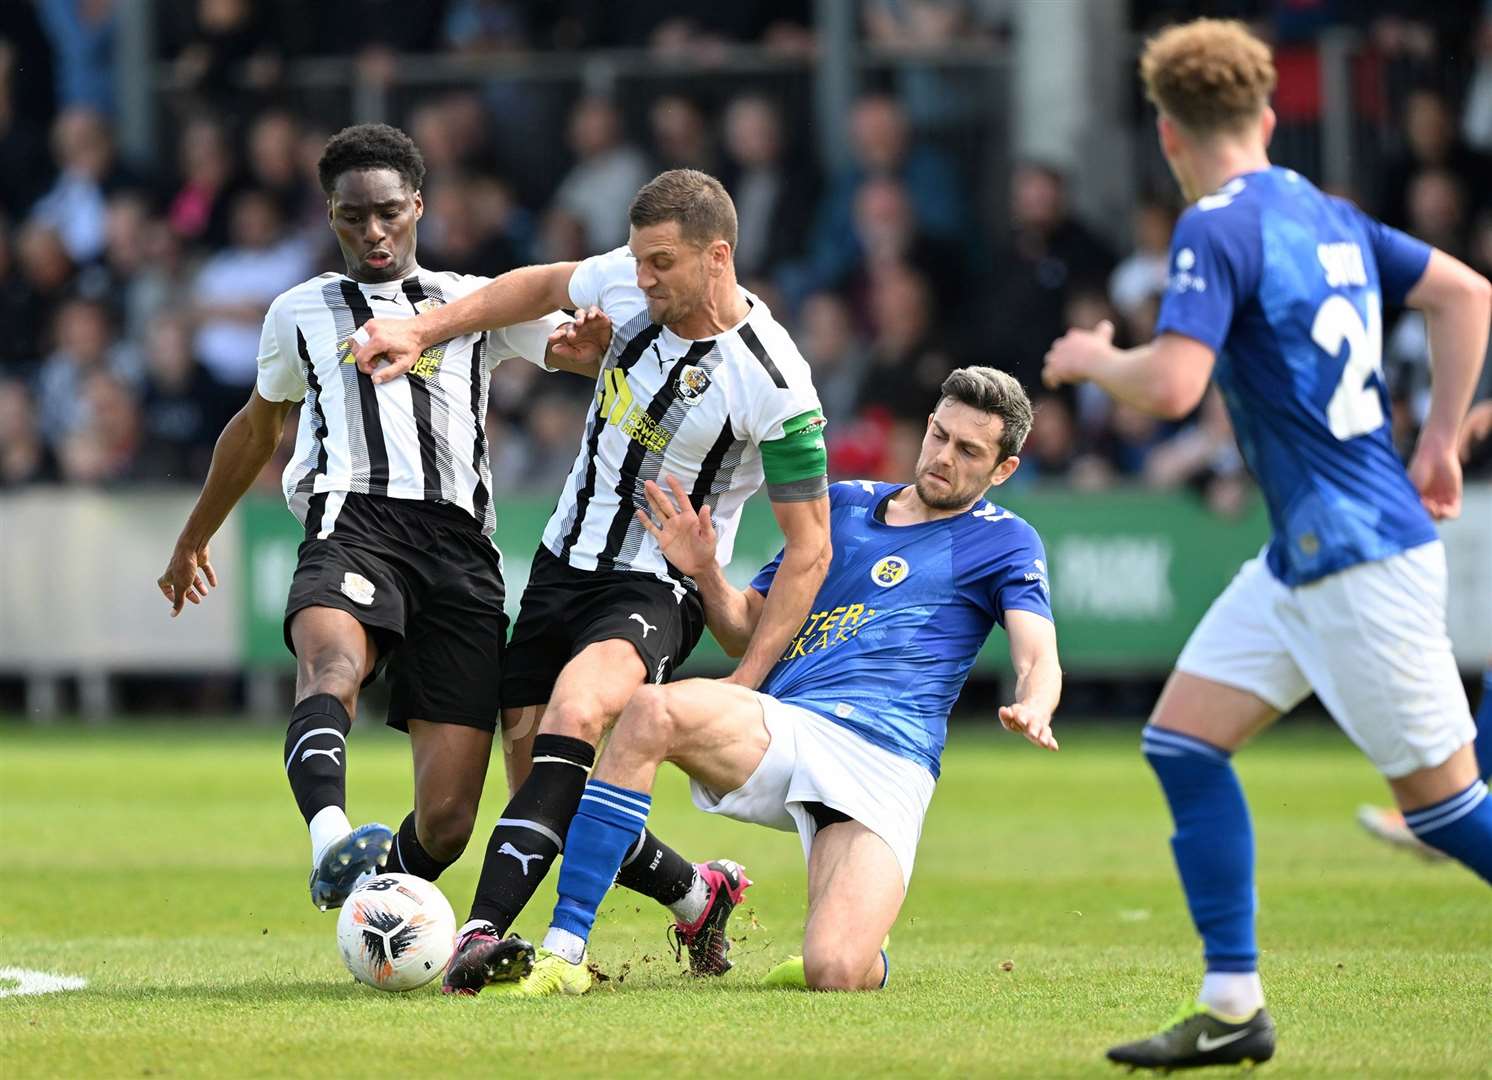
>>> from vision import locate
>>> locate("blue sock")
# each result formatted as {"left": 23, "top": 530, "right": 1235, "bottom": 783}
{"left": 1143, "top": 726, "right": 1257, "bottom": 973}
{"left": 1405, "top": 779, "right": 1492, "bottom": 885}
{"left": 549, "top": 780, "right": 651, "bottom": 944}
{"left": 1474, "top": 669, "right": 1491, "bottom": 782}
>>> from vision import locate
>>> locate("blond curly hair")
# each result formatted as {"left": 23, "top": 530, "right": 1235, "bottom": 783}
{"left": 1140, "top": 18, "right": 1276, "bottom": 135}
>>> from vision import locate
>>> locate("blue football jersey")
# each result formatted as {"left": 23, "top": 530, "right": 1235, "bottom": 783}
{"left": 1156, "top": 166, "right": 1436, "bottom": 585}
{"left": 750, "top": 481, "right": 1052, "bottom": 777}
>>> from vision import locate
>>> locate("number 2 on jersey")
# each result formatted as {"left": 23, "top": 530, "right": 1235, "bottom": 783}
{"left": 1311, "top": 292, "right": 1384, "bottom": 440}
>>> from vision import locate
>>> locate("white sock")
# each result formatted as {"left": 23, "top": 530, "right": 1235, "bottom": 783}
{"left": 667, "top": 866, "right": 710, "bottom": 925}
{"left": 309, "top": 805, "right": 353, "bottom": 866}
{"left": 542, "top": 926, "right": 587, "bottom": 965}
{"left": 457, "top": 918, "right": 495, "bottom": 938}
{"left": 1198, "top": 971, "right": 1265, "bottom": 1018}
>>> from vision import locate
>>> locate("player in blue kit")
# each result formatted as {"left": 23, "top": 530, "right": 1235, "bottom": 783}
{"left": 493, "top": 366, "right": 1062, "bottom": 996}
{"left": 1042, "top": 19, "right": 1492, "bottom": 1072}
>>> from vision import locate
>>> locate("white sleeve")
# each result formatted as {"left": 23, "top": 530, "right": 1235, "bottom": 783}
{"left": 488, "top": 311, "right": 570, "bottom": 371}
{"left": 254, "top": 295, "right": 306, "bottom": 402}
{"left": 737, "top": 348, "right": 823, "bottom": 445}
{"left": 567, "top": 246, "right": 645, "bottom": 319}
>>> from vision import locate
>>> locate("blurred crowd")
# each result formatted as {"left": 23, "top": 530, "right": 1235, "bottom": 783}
{"left": 3, "top": 0, "right": 1492, "bottom": 507}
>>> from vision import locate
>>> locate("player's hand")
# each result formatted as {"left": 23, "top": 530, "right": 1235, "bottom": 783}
{"left": 548, "top": 306, "right": 612, "bottom": 366}
{"left": 157, "top": 540, "right": 217, "bottom": 617}
{"left": 998, "top": 702, "right": 1058, "bottom": 751}
{"left": 351, "top": 318, "right": 424, "bottom": 384}
{"left": 1042, "top": 319, "right": 1115, "bottom": 390}
{"left": 635, "top": 474, "right": 718, "bottom": 577}
{"left": 1407, "top": 435, "right": 1463, "bottom": 520}
{"left": 1459, "top": 400, "right": 1492, "bottom": 463}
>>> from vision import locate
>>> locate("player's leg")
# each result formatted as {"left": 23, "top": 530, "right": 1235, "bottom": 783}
{"left": 1301, "top": 544, "right": 1492, "bottom": 885}
{"left": 382, "top": 719, "right": 493, "bottom": 881}
{"left": 799, "top": 819, "right": 903, "bottom": 991}
{"left": 521, "top": 679, "right": 769, "bottom": 994}
{"left": 286, "top": 605, "right": 395, "bottom": 909}
{"left": 1109, "top": 558, "right": 1302, "bottom": 1070}
{"left": 500, "top": 703, "right": 544, "bottom": 794}
{"left": 1356, "top": 659, "right": 1491, "bottom": 857}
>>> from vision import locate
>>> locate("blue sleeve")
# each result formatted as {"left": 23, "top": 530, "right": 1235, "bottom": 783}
{"left": 1154, "top": 207, "right": 1255, "bottom": 353}
{"left": 749, "top": 548, "right": 785, "bottom": 596}
{"left": 1358, "top": 210, "right": 1432, "bottom": 306}
{"left": 989, "top": 528, "right": 1053, "bottom": 627}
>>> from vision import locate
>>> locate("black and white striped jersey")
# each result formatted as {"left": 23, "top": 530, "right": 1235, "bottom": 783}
{"left": 255, "top": 269, "right": 563, "bottom": 537}
{"left": 543, "top": 247, "right": 823, "bottom": 586}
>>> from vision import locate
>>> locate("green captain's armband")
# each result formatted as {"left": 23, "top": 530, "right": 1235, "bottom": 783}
{"left": 761, "top": 409, "right": 828, "bottom": 501}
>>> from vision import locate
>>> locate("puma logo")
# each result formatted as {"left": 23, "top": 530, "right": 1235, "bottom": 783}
{"left": 300, "top": 746, "right": 342, "bottom": 766}
{"left": 628, "top": 613, "right": 657, "bottom": 638}
{"left": 498, "top": 842, "right": 544, "bottom": 876}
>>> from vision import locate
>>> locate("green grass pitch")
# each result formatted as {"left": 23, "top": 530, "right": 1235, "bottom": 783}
{"left": 2, "top": 719, "right": 1488, "bottom": 1078}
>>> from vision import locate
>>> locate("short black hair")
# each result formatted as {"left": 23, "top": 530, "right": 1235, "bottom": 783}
{"left": 317, "top": 123, "right": 426, "bottom": 196}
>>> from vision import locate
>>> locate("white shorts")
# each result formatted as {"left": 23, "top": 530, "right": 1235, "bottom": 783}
{"left": 1176, "top": 541, "right": 1473, "bottom": 779}
{"left": 689, "top": 694, "right": 936, "bottom": 888}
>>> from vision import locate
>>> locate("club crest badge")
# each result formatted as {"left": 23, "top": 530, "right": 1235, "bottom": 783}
{"left": 870, "top": 556, "right": 909, "bottom": 588}
{"left": 340, "top": 572, "right": 376, "bottom": 605}
{"left": 676, "top": 364, "right": 712, "bottom": 404}
{"left": 413, "top": 297, "right": 445, "bottom": 315}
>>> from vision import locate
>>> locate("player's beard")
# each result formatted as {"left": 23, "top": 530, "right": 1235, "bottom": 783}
{"left": 654, "top": 264, "right": 711, "bottom": 330}
{"left": 913, "top": 467, "right": 980, "bottom": 511}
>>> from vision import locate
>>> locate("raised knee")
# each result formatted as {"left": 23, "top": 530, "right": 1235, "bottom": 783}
{"left": 417, "top": 799, "right": 477, "bottom": 861}
{"left": 300, "top": 652, "right": 363, "bottom": 713}
{"left": 542, "top": 698, "right": 611, "bottom": 744}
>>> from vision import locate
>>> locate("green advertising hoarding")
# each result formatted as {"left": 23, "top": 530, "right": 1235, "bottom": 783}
{"left": 241, "top": 490, "right": 1269, "bottom": 674}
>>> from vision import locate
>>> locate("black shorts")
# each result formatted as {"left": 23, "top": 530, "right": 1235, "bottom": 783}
{"left": 500, "top": 544, "right": 706, "bottom": 708}
{"left": 283, "top": 492, "right": 507, "bottom": 733}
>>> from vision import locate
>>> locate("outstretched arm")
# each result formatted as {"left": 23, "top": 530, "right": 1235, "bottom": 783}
{"left": 635, "top": 476, "right": 765, "bottom": 656}
{"left": 158, "top": 390, "right": 294, "bottom": 615}
{"left": 353, "top": 262, "right": 580, "bottom": 384}
{"left": 1043, "top": 321, "right": 1216, "bottom": 420}
{"left": 998, "top": 610, "right": 1062, "bottom": 751}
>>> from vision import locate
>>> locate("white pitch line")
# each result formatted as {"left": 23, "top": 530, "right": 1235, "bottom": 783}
{"left": 0, "top": 968, "right": 88, "bottom": 997}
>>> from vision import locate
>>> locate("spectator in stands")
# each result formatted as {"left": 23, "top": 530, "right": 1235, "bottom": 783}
{"left": 0, "top": 218, "right": 33, "bottom": 374}
{"left": 719, "top": 94, "right": 816, "bottom": 280}
{"left": 552, "top": 95, "right": 650, "bottom": 252}
{"left": 649, "top": 94, "right": 718, "bottom": 175}
{"left": 1143, "top": 388, "right": 1249, "bottom": 519}
{"left": 420, "top": 172, "right": 523, "bottom": 278}
{"left": 1380, "top": 87, "right": 1492, "bottom": 231}
{"left": 163, "top": 0, "right": 284, "bottom": 109}
{"left": 12, "top": 223, "right": 76, "bottom": 374}
{"left": 854, "top": 262, "right": 957, "bottom": 424}
{"left": 797, "top": 290, "right": 868, "bottom": 427}
{"left": 34, "top": 297, "right": 142, "bottom": 447}
{"left": 101, "top": 192, "right": 184, "bottom": 346}
{"left": 35, "top": 0, "right": 116, "bottom": 116}
{"left": 1404, "top": 167, "right": 1469, "bottom": 258}
{"left": 190, "top": 188, "right": 312, "bottom": 387}
{"left": 246, "top": 110, "right": 308, "bottom": 225}
{"left": 809, "top": 93, "right": 967, "bottom": 290}
{"left": 1108, "top": 198, "right": 1176, "bottom": 333}
{"left": 0, "top": 380, "right": 58, "bottom": 487}
{"left": 135, "top": 312, "right": 240, "bottom": 482}
{"left": 28, "top": 107, "right": 125, "bottom": 264}
{"left": 988, "top": 160, "right": 1115, "bottom": 391}
{"left": 56, "top": 371, "right": 141, "bottom": 485}
{"left": 168, "top": 114, "right": 239, "bottom": 249}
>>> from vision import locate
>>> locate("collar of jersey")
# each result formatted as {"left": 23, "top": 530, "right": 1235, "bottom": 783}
{"left": 339, "top": 265, "right": 427, "bottom": 288}
{"left": 654, "top": 287, "right": 758, "bottom": 354}
{"left": 873, "top": 485, "right": 992, "bottom": 529}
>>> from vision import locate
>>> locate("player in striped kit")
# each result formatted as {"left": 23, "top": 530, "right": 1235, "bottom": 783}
{"left": 156, "top": 126, "right": 610, "bottom": 950}
{"left": 351, "top": 168, "right": 833, "bottom": 993}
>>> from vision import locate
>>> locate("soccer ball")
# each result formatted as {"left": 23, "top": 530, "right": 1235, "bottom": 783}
{"left": 336, "top": 873, "right": 456, "bottom": 992}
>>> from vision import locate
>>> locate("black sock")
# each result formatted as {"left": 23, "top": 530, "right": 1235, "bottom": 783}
{"left": 613, "top": 828, "right": 698, "bottom": 906}
{"left": 283, "top": 693, "right": 352, "bottom": 824}
{"left": 387, "top": 812, "right": 459, "bottom": 882}
{"left": 468, "top": 733, "right": 594, "bottom": 931}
